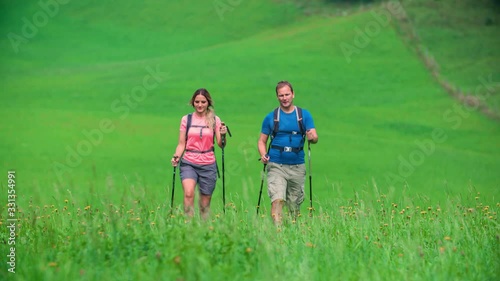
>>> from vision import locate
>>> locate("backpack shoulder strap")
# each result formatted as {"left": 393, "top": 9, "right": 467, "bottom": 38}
{"left": 296, "top": 106, "right": 306, "bottom": 136}
{"left": 185, "top": 113, "right": 193, "bottom": 141}
{"left": 213, "top": 115, "right": 216, "bottom": 144}
{"left": 272, "top": 107, "right": 280, "bottom": 140}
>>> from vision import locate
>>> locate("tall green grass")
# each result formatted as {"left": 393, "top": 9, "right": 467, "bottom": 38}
{"left": 1, "top": 188, "right": 497, "bottom": 280}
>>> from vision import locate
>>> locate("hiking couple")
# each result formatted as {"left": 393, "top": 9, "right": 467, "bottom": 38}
{"left": 170, "top": 81, "right": 318, "bottom": 224}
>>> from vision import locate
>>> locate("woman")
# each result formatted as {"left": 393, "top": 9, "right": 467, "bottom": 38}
{"left": 171, "top": 88, "right": 227, "bottom": 219}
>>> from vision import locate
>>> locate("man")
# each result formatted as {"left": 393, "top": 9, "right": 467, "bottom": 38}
{"left": 258, "top": 81, "right": 318, "bottom": 225}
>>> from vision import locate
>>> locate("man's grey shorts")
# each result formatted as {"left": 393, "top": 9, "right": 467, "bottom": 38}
{"left": 180, "top": 160, "right": 217, "bottom": 195}
{"left": 266, "top": 162, "right": 305, "bottom": 205}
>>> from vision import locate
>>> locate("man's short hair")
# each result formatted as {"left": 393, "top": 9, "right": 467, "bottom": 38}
{"left": 276, "top": 80, "right": 294, "bottom": 94}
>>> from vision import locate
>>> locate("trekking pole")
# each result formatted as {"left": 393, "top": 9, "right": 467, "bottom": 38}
{"left": 307, "top": 141, "right": 313, "bottom": 216}
{"left": 222, "top": 135, "right": 226, "bottom": 214}
{"left": 221, "top": 123, "right": 232, "bottom": 214}
{"left": 256, "top": 163, "right": 266, "bottom": 215}
{"left": 170, "top": 159, "right": 178, "bottom": 216}
{"left": 256, "top": 136, "right": 273, "bottom": 215}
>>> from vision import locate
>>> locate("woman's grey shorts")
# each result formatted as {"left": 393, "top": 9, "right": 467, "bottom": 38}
{"left": 179, "top": 160, "right": 217, "bottom": 195}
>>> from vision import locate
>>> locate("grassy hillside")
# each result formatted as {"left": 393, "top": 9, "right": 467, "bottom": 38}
{"left": 287, "top": 0, "right": 500, "bottom": 114}
{"left": 1, "top": 0, "right": 499, "bottom": 205}
{"left": 401, "top": 0, "right": 500, "bottom": 114}
{"left": 0, "top": 1, "right": 302, "bottom": 66}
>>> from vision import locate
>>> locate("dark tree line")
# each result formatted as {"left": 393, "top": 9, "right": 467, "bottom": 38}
{"left": 323, "top": 0, "right": 378, "bottom": 3}
{"left": 324, "top": 0, "right": 498, "bottom": 4}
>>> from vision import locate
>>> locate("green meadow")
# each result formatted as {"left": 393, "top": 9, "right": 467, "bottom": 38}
{"left": 0, "top": 0, "right": 499, "bottom": 280}
{"left": 403, "top": 0, "right": 500, "bottom": 114}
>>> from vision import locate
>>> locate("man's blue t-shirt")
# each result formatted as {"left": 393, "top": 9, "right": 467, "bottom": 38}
{"left": 261, "top": 107, "right": 315, "bottom": 165}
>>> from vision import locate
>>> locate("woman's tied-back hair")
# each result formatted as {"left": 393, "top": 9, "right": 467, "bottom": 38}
{"left": 190, "top": 88, "right": 215, "bottom": 130}
{"left": 275, "top": 80, "right": 294, "bottom": 94}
